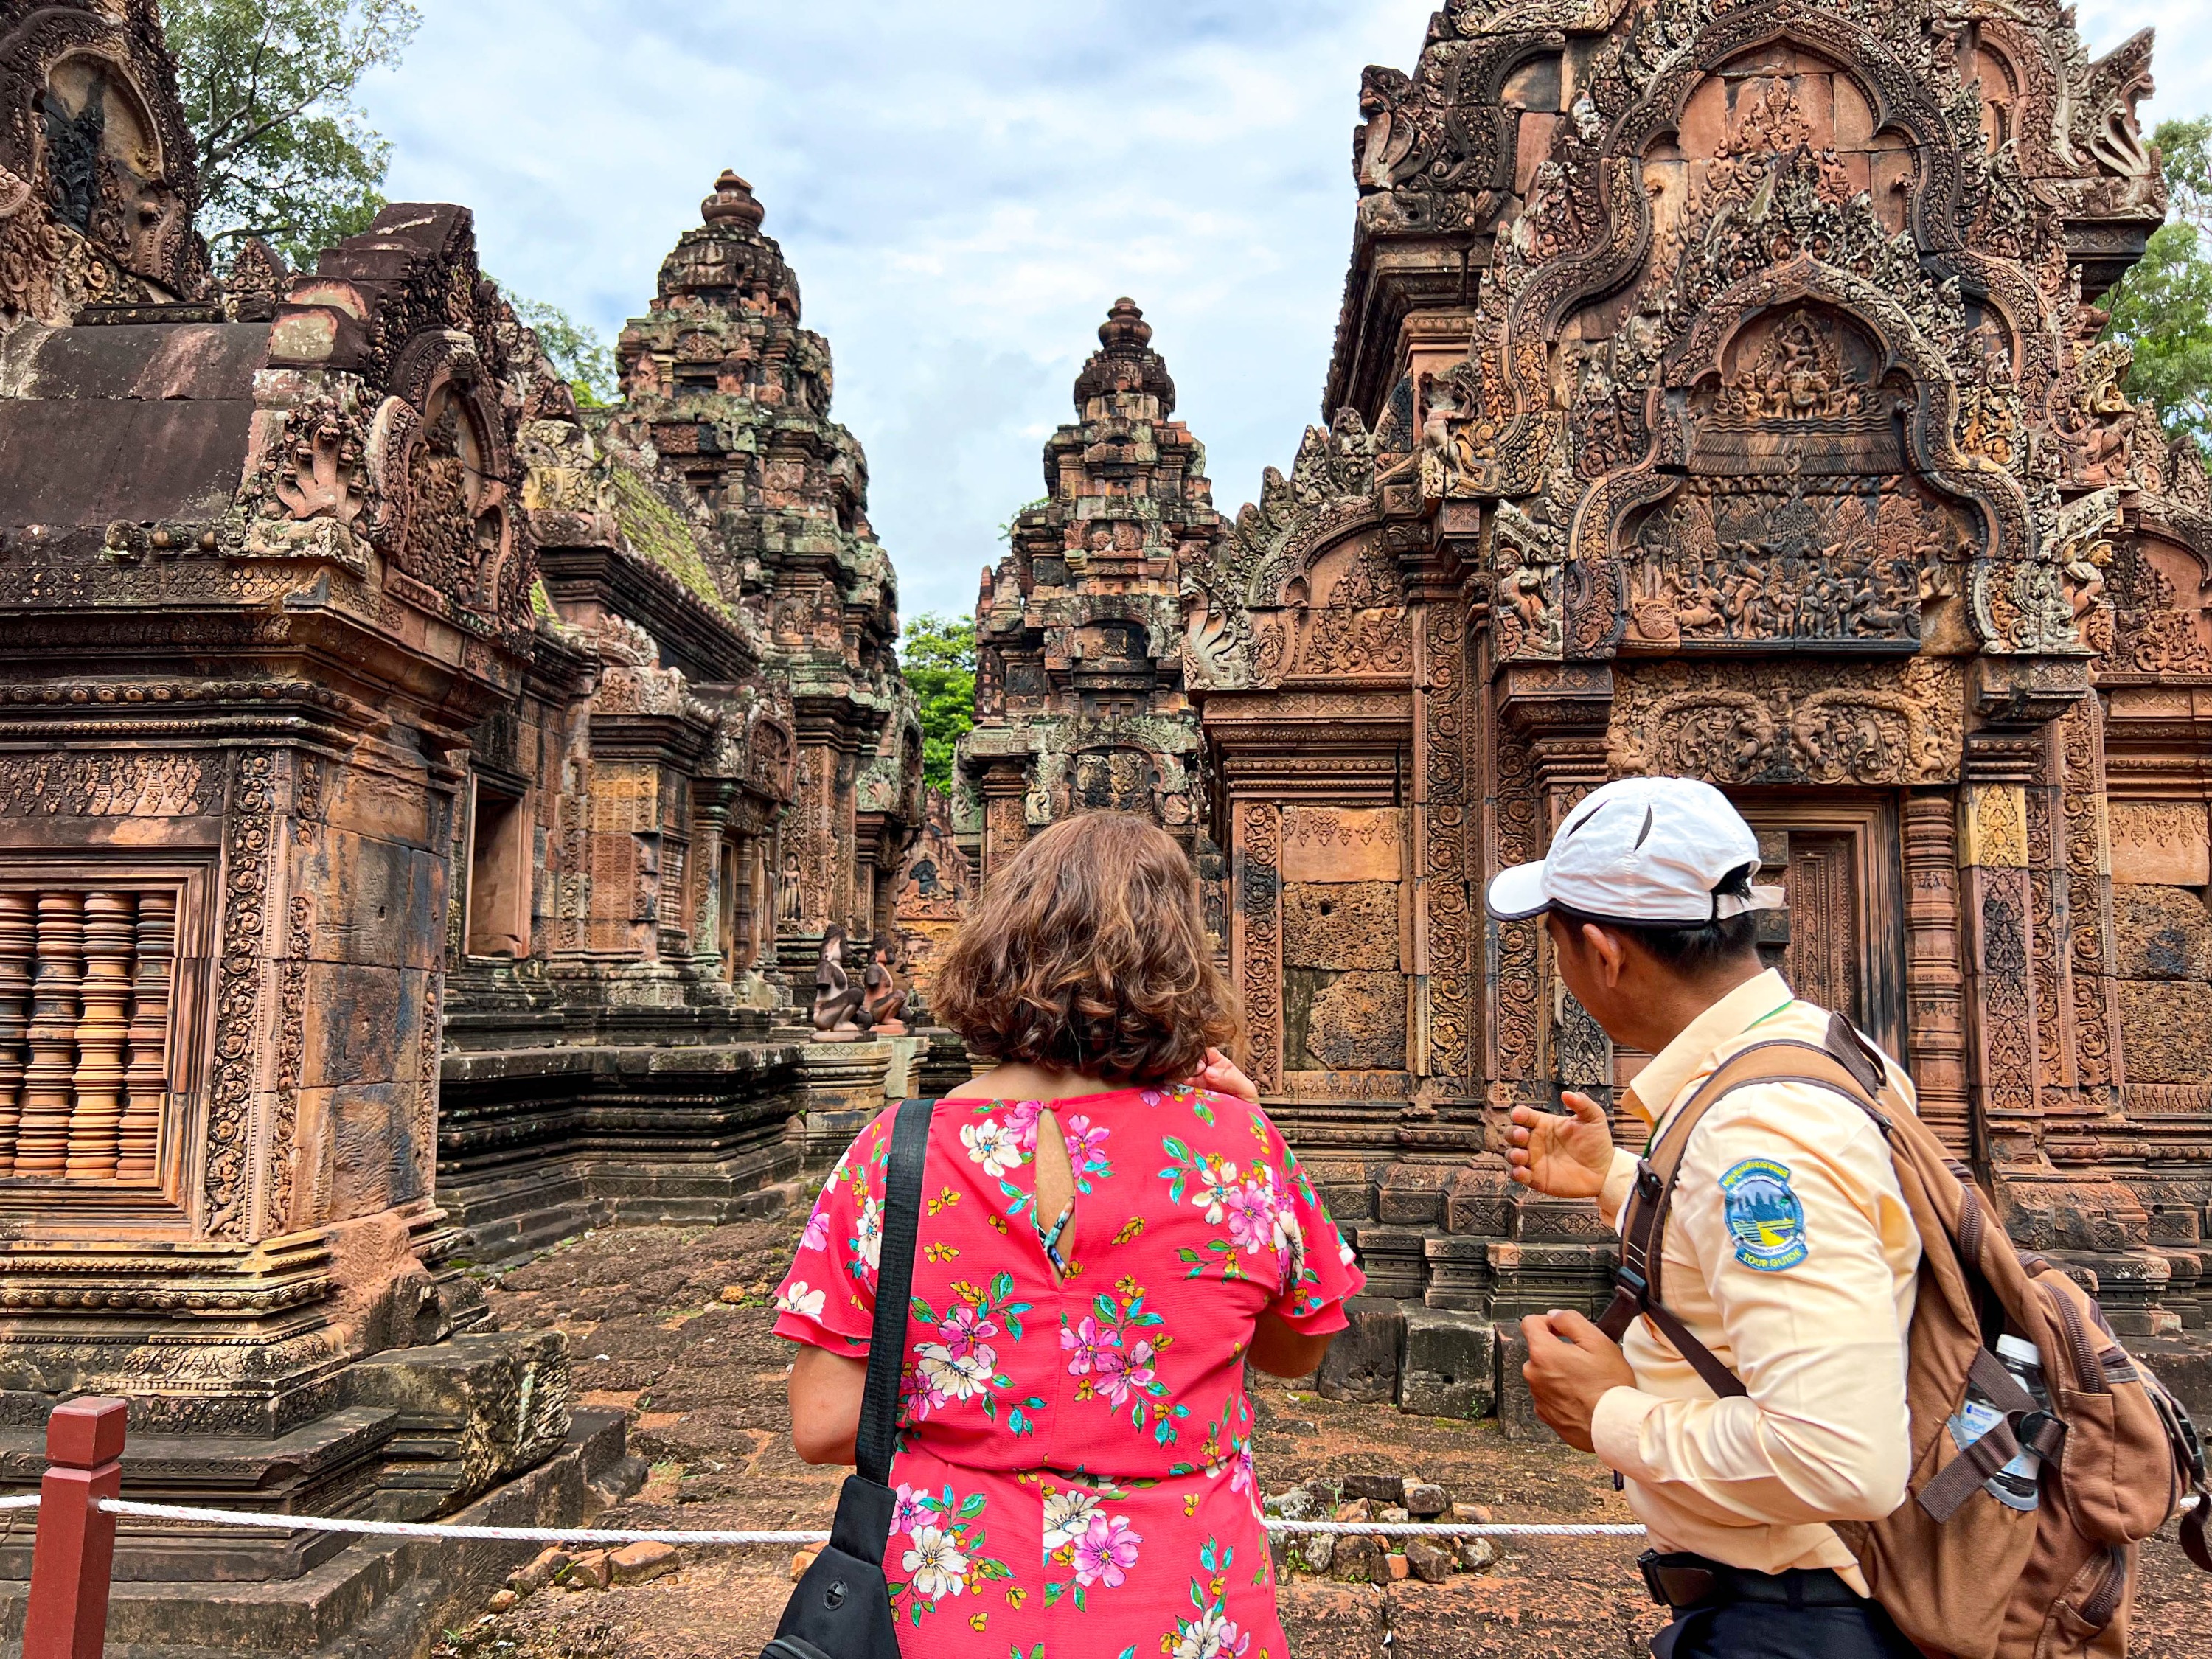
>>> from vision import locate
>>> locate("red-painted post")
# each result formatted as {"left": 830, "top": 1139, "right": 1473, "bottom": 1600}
{"left": 23, "top": 1397, "right": 127, "bottom": 1659}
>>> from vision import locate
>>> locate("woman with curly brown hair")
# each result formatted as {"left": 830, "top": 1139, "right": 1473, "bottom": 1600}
{"left": 774, "top": 811, "right": 1363, "bottom": 1658}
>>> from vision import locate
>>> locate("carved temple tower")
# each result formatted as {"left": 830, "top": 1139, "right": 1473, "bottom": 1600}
{"left": 1186, "top": 0, "right": 2212, "bottom": 1361}
{"left": 0, "top": 1, "right": 614, "bottom": 1631}
{"left": 956, "top": 299, "right": 1224, "bottom": 883}
{"left": 611, "top": 173, "right": 923, "bottom": 967}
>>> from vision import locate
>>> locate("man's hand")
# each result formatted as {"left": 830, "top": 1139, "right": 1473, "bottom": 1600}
{"left": 1191, "top": 1047, "right": 1259, "bottom": 1105}
{"left": 1507, "top": 1091, "right": 1615, "bottom": 1199}
{"left": 1520, "top": 1309, "right": 1636, "bottom": 1455}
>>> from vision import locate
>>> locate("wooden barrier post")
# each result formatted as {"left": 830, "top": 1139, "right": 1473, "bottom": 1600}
{"left": 23, "top": 1397, "right": 127, "bottom": 1659}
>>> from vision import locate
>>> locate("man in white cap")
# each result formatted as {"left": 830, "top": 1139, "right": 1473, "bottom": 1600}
{"left": 1489, "top": 776, "right": 1921, "bottom": 1659}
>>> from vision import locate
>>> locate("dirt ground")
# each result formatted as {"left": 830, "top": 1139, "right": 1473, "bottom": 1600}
{"left": 438, "top": 1215, "right": 2212, "bottom": 1659}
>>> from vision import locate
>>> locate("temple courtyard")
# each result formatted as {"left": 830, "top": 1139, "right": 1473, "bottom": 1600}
{"left": 428, "top": 1213, "right": 2212, "bottom": 1659}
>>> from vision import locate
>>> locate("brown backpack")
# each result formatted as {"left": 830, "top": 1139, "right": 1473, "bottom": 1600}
{"left": 1596, "top": 1011, "right": 2211, "bottom": 1659}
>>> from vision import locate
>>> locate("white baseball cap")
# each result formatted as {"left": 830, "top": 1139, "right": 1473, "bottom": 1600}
{"left": 1485, "top": 776, "right": 1786, "bottom": 927}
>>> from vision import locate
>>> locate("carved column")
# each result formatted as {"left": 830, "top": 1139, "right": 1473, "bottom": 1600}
{"left": 1902, "top": 790, "right": 1971, "bottom": 1154}
{"left": 1961, "top": 782, "right": 2039, "bottom": 1171}
{"left": 1235, "top": 800, "right": 1284, "bottom": 1093}
{"left": 16, "top": 891, "right": 85, "bottom": 1177}
{"left": 0, "top": 891, "right": 32, "bottom": 1173}
{"left": 2059, "top": 696, "right": 2122, "bottom": 1113}
{"left": 66, "top": 892, "right": 133, "bottom": 1178}
{"left": 978, "top": 759, "right": 1030, "bottom": 886}
{"left": 1412, "top": 600, "right": 1475, "bottom": 1093}
{"left": 117, "top": 889, "right": 174, "bottom": 1182}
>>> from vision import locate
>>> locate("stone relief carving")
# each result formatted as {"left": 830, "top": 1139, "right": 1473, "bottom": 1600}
{"left": 1611, "top": 659, "right": 1962, "bottom": 785}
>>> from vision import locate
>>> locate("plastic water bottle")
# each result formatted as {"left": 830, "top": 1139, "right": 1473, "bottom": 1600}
{"left": 1946, "top": 1334, "right": 2051, "bottom": 1511}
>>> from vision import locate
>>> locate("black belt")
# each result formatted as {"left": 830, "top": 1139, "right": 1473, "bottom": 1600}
{"left": 1640, "top": 1551, "right": 1868, "bottom": 1612}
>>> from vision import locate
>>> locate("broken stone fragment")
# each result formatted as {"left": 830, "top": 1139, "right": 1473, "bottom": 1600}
{"left": 508, "top": 1546, "right": 571, "bottom": 1593}
{"left": 1405, "top": 1537, "right": 1454, "bottom": 1582}
{"left": 486, "top": 1589, "right": 518, "bottom": 1613}
{"left": 1458, "top": 1537, "right": 1497, "bottom": 1573}
{"left": 1338, "top": 1472, "right": 1405, "bottom": 1505}
{"left": 1405, "top": 1482, "right": 1450, "bottom": 1517}
{"left": 790, "top": 1543, "right": 824, "bottom": 1582}
{"left": 1295, "top": 1531, "right": 1336, "bottom": 1574}
{"left": 1329, "top": 1533, "right": 1384, "bottom": 1582}
{"left": 609, "top": 1540, "right": 682, "bottom": 1585}
{"left": 1265, "top": 1486, "right": 1316, "bottom": 1520}
{"left": 1334, "top": 1497, "right": 1372, "bottom": 1523}
{"left": 1377, "top": 1505, "right": 1410, "bottom": 1523}
{"left": 561, "top": 1550, "right": 611, "bottom": 1590}
{"left": 1385, "top": 1552, "right": 1411, "bottom": 1582}
{"left": 1450, "top": 1501, "right": 1493, "bottom": 1524}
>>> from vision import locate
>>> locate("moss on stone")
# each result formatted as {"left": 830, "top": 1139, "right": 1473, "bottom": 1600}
{"left": 605, "top": 462, "right": 731, "bottom": 614}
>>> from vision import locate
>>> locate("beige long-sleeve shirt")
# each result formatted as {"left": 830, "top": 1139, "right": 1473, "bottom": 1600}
{"left": 1589, "top": 970, "right": 1921, "bottom": 1590}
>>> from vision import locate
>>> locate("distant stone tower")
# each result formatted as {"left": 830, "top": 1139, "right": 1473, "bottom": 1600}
{"left": 611, "top": 172, "right": 923, "bottom": 964}
{"left": 956, "top": 300, "right": 1225, "bottom": 883}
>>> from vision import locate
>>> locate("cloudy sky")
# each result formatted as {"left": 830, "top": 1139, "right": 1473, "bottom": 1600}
{"left": 364, "top": 1, "right": 2209, "bottom": 625}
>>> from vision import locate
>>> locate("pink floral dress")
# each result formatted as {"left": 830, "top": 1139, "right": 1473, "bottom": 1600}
{"left": 773, "top": 1085, "right": 1363, "bottom": 1659}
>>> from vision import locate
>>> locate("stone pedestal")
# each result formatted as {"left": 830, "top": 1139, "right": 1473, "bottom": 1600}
{"left": 794, "top": 1040, "right": 895, "bottom": 1164}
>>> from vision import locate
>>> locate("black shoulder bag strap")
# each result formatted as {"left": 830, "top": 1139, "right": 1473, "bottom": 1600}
{"left": 1594, "top": 1014, "right": 1894, "bottom": 1403}
{"left": 857, "top": 1096, "right": 933, "bottom": 1484}
{"left": 765, "top": 1096, "right": 935, "bottom": 1659}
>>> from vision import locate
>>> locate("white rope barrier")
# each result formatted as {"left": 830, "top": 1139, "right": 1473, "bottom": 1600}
{"left": 0, "top": 1490, "right": 2185, "bottom": 1547}
{"left": 18, "top": 1497, "right": 1647, "bottom": 1546}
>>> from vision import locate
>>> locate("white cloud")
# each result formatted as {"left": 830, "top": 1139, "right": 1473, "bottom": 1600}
{"left": 362, "top": 1, "right": 2208, "bottom": 621}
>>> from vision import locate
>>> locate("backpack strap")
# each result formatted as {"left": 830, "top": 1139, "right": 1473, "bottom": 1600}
{"left": 1594, "top": 1011, "right": 1896, "bottom": 1403}
{"left": 855, "top": 1097, "right": 935, "bottom": 1486}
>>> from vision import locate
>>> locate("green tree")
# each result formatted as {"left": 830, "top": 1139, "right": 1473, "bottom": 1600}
{"left": 507, "top": 293, "right": 618, "bottom": 406}
{"left": 167, "top": 0, "right": 420, "bottom": 269}
{"left": 2104, "top": 116, "right": 2212, "bottom": 452}
{"left": 902, "top": 613, "right": 976, "bottom": 796}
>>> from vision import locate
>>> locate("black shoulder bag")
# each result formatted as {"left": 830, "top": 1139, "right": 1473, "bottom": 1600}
{"left": 762, "top": 1096, "right": 933, "bottom": 1659}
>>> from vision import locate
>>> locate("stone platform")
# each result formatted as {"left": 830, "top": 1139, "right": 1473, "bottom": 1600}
{"left": 0, "top": 1410, "right": 641, "bottom": 1658}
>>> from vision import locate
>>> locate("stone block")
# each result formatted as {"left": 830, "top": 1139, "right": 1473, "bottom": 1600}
{"left": 344, "top": 1330, "right": 573, "bottom": 1518}
{"left": 1284, "top": 883, "right": 1401, "bottom": 969}
{"left": 1376, "top": 1163, "right": 1448, "bottom": 1226}
{"left": 2115, "top": 886, "right": 2212, "bottom": 981}
{"left": 1405, "top": 1537, "right": 1454, "bottom": 1582}
{"left": 2112, "top": 803, "right": 2211, "bottom": 888}
{"left": 1280, "top": 807, "right": 1405, "bottom": 883}
{"left": 1329, "top": 1533, "right": 1385, "bottom": 1583}
{"left": 1422, "top": 1236, "right": 1495, "bottom": 1312}
{"left": 1315, "top": 1298, "right": 1405, "bottom": 1405}
{"left": 562, "top": 1549, "right": 611, "bottom": 1590}
{"left": 508, "top": 1547, "right": 571, "bottom": 1593}
{"left": 1399, "top": 1310, "right": 1498, "bottom": 1420}
{"left": 2119, "top": 981, "right": 2212, "bottom": 1084}
{"left": 1348, "top": 1226, "right": 1427, "bottom": 1298}
{"left": 1339, "top": 1474, "right": 1404, "bottom": 1505}
{"left": 608, "top": 1540, "right": 681, "bottom": 1585}
{"left": 1444, "top": 1164, "right": 1514, "bottom": 1236}
{"left": 1303, "top": 972, "right": 1408, "bottom": 1071}
{"left": 1494, "top": 1321, "right": 1551, "bottom": 1442}
{"left": 1405, "top": 1481, "right": 1450, "bottom": 1517}
{"left": 1458, "top": 1536, "right": 1497, "bottom": 1573}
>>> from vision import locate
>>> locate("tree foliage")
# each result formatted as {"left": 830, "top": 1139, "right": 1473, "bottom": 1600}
{"left": 507, "top": 293, "right": 619, "bottom": 406}
{"left": 2104, "top": 117, "right": 2212, "bottom": 451}
{"left": 902, "top": 613, "right": 976, "bottom": 796}
{"left": 167, "top": 0, "right": 420, "bottom": 269}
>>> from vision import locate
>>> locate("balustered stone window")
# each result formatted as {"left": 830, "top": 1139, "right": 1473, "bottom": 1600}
{"left": 0, "top": 882, "right": 187, "bottom": 1186}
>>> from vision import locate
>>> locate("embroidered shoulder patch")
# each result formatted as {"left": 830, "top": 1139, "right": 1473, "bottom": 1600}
{"left": 1720, "top": 1157, "right": 1808, "bottom": 1273}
